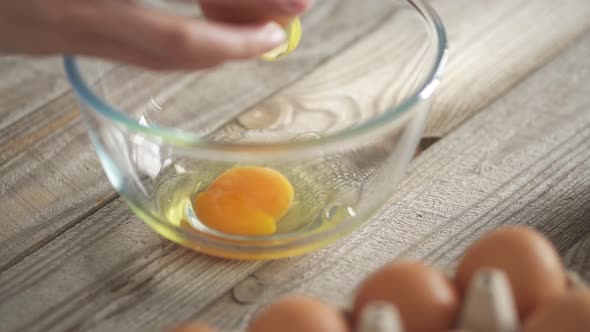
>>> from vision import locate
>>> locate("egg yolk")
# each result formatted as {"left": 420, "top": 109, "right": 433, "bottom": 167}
{"left": 194, "top": 167, "right": 294, "bottom": 236}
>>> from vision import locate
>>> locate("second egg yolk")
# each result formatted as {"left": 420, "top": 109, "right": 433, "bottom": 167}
{"left": 194, "top": 167, "right": 294, "bottom": 236}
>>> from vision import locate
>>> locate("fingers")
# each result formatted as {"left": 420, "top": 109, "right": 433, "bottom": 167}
{"left": 56, "top": 25, "right": 285, "bottom": 71}
{"left": 170, "top": 20, "right": 288, "bottom": 63}
{"left": 42, "top": 1, "right": 288, "bottom": 70}
{"left": 0, "top": 22, "right": 170, "bottom": 70}
{"left": 56, "top": 32, "right": 173, "bottom": 71}
{"left": 8, "top": 0, "right": 310, "bottom": 70}
{"left": 198, "top": 0, "right": 313, "bottom": 23}
{"left": 98, "top": 3, "right": 288, "bottom": 67}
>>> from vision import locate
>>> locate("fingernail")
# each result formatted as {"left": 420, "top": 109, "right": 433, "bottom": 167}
{"left": 281, "top": 0, "right": 313, "bottom": 13}
{"left": 260, "top": 22, "right": 287, "bottom": 45}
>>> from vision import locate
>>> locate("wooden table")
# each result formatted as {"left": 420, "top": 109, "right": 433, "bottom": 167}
{"left": 1, "top": 0, "right": 590, "bottom": 331}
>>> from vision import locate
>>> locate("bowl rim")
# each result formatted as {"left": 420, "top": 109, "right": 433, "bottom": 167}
{"left": 63, "top": 0, "right": 448, "bottom": 258}
{"left": 63, "top": 0, "right": 448, "bottom": 154}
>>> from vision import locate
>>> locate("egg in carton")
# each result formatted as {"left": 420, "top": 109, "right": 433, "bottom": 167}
{"left": 354, "top": 268, "right": 588, "bottom": 332}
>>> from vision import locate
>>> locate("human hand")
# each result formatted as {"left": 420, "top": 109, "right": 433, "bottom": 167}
{"left": 0, "top": 0, "right": 312, "bottom": 70}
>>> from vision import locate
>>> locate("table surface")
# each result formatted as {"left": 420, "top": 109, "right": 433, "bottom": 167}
{"left": 1, "top": 0, "right": 590, "bottom": 331}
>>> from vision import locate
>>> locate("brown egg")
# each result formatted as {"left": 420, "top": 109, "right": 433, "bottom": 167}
{"left": 353, "top": 261, "right": 459, "bottom": 332}
{"left": 247, "top": 295, "right": 350, "bottom": 332}
{"left": 166, "top": 322, "right": 217, "bottom": 332}
{"left": 455, "top": 226, "right": 567, "bottom": 319}
{"left": 522, "top": 290, "right": 590, "bottom": 332}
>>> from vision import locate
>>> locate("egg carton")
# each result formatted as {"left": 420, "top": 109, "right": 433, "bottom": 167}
{"left": 355, "top": 268, "right": 588, "bottom": 332}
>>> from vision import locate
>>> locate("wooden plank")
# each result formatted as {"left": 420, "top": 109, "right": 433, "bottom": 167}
{"left": 73, "top": 0, "right": 399, "bottom": 136}
{"left": 218, "top": 0, "right": 590, "bottom": 137}
{"left": 0, "top": 0, "right": 394, "bottom": 268}
{"left": 1, "top": 1, "right": 590, "bottom": 332}
{"left": 425, "top": 0, "right": 590, "bottom": 136}
{"left": 0, "top": 199, "right": 266, "bottom": 332}
{"left": 0, "top": 57, "right": 69, "bottom": 131}
{"left": 565, "top": 233, "right": 590, "bottom": 282}
{"left": 2, "top": 0, "right": 588, "bottom": 271}
{"left": 196, "top": 34, "right": 590, "bottom": 330}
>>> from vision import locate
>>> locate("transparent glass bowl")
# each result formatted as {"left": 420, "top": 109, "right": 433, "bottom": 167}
{"left": 64, "top": 0, "right": 447, "bottom": 259}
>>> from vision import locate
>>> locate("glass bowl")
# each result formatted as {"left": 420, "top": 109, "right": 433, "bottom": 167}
{"left": 63, "top": 0, "right": 447, "bottom": 260}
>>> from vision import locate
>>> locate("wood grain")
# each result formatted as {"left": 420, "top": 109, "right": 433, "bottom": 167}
{"left": 2, "top": 0, "right": 588, "bottom": 272}
{"left": 0, "top": 199, "right": 266, "bottom": 332}
{"left": 0, "top": 0, "right": 394, "bottom": 269}
{"left": 565, "top": 233, "right": 590, "bottom": 282}
{"left": 0, "top": 57, "right": 68, "bottom": 131}
{"left": 197, "top": 33, "right": 590, "bottom": 331}
{"left": 0, "top": 1, "right": 590, "bottom": 331}
{"left": 425, "top": 0, "right": 590, "bottom": 136}
{"left": 2, "top": 28, "right": 588, "bottom": 329}
{"left": 218, "top": 0, "right": 590, "bottom": 137}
